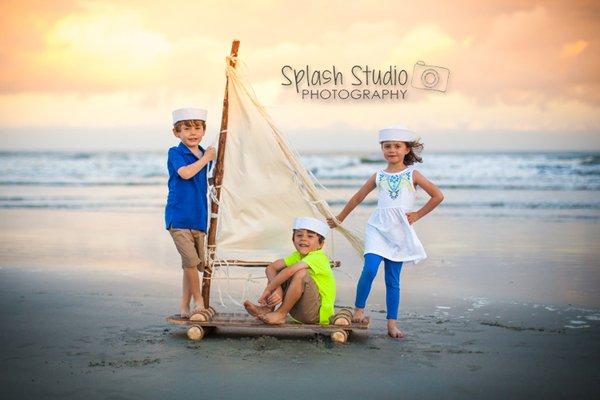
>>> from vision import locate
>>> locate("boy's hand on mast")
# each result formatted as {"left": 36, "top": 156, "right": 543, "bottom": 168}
{"left": 204, "top": 146, "right": 216, "bottom": 161}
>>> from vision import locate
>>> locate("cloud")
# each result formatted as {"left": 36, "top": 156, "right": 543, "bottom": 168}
{"left": 443, "top": 4, "right": 600, "bottom": 104}
{"left": 561, "top": 40, "right": 589, "bottom": 58}
{"left": 1, "top": 2, "right": 173, "bottom": 92}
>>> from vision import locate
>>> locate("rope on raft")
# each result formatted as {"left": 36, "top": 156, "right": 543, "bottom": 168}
{"left": 205, "top": 244, "right": 355, "bottom": 310}
{"left": 206, "top": 244, "right": 267, "bottom": 308}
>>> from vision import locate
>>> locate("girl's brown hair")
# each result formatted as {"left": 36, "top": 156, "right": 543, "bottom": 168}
{"left": 173, "top": 119, "right": 206, "bottom": 132}
{"left": 404, "top": 139, "right": 424, "bottom": 165}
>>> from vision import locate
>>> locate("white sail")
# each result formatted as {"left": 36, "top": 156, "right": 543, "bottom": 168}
{"left": 214, "top": 57, "right": 363, "bottom": 263}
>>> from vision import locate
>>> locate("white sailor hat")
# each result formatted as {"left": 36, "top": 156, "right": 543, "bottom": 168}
{"left": 293, "top": 217, "right": 329, "bottom": 238}
{"left": 172, "top": 107, "right": 207, "bottom": 124}
{"left": 378, "top": 124, "right": 417, "bottom": 142}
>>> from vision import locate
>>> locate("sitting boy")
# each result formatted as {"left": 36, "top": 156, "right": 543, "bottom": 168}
{"left": 244, "top": 217, "right": 336, "bottom": 325}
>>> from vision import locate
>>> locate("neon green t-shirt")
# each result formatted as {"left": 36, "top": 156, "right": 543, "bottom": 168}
{"left": 284, "top": 249, "right": 336, "bottom": 325}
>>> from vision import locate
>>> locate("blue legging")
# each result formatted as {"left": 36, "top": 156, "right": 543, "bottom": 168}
{"left": 355, "top": 253, "right": 403, "bottom": 320}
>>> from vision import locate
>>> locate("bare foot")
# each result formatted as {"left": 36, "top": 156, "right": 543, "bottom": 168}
{"left": 258, "top": 311, "right": 287, "bottom": 325}
{"left": 352, "top": 308, "right": 369, "bottom": 324}
{"left": 180, "top": 301, "right": 191, "bottom": 318}
{"left": 193, "top": 298, "right": 205, "bottom": 309}
{"left": 189, "top": 297, "right": 205, "bottom": 315}
{"left": 243, "top": 300, "right": 273, "bottom": 317}
{"left": 387, "top": 320, "right": 406, "bottom": 339}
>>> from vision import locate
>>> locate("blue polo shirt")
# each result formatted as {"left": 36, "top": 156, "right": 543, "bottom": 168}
{"left": 165, "top": 142, "right": 209, "bottom": 232}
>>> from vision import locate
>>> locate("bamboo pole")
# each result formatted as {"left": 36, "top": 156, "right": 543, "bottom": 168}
{"left": 202, "top": 40, "right": 239, "bottom": 308}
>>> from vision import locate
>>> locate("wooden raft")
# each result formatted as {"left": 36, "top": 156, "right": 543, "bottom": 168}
{"left": 166, "top": 309, "right": 369, "bottom": 343}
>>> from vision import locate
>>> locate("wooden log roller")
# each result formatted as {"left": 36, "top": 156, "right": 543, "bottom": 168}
{"left": 331, "top": 308, "right": 353, "bottom": 326}
{"left": 190, "top": 307, "right": 216, "bottom": 322}
{"left": 330, "top": 329, "right": 348, "bottom": 343}
{"left": 187, "top": 325, "right": 205, "bottom": 340}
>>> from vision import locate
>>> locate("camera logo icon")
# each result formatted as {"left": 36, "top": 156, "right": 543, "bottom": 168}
{"left": 411, "top": 61, "right": 450, "bottom": 92}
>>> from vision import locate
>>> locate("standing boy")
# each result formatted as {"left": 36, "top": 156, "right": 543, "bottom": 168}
{"left": 165, "top": 107, "right": 215, "bottom": 318}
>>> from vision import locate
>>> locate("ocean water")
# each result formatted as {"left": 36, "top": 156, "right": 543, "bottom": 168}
{"left": 0, "top": 151, "right": 598, "bottom": 220}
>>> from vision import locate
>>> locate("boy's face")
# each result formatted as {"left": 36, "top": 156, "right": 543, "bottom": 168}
{"left": 173, "top": 122, "right": 205, "bottom": 149}
{"left": 292, "top": 229, "right": 322, "bottom": 256}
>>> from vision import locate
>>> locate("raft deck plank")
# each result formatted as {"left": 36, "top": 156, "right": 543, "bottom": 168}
{"left": 166, "top": 312, "right": 369, "bottom": 333}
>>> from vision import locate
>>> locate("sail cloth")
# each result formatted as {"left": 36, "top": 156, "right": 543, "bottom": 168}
{"left": 214, "top": 57, "right": 363, "bottom": 263}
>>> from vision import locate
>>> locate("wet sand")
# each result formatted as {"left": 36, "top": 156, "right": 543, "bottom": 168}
{"left": 1, "top": 209, "right": 599, "bottom": 399}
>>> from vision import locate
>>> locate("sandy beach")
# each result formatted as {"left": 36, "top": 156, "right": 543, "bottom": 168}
{"left": 1, "top": 207, "right": 598, "bottom": 399}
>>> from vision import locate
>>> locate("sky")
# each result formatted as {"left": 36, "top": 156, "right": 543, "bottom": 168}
{"left": 0, "top": 0, "right": 599, "bottom": 152}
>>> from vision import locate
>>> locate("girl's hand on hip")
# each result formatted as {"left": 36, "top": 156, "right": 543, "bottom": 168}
{"left": 406, "top": 212, "right": 420, "bottom": 225}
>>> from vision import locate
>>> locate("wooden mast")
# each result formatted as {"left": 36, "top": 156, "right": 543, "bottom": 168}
{"left": 202, "top": 40, "right": 240, "bottom": 308}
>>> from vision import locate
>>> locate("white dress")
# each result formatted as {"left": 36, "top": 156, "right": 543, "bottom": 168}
{"left": 364, "top": 167, "right": 427, "bottom": 264}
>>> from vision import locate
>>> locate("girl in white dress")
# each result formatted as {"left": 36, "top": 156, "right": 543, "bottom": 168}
{"left": 328, "top": 125, "right": 443, "bottom": 338}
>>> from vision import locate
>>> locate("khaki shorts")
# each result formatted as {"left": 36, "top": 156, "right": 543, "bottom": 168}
{"left": 168, "top": 228, "right": 206, "bottom": 270}
{"left": 281, "top": 272, "right": 321, "bottom": 324}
